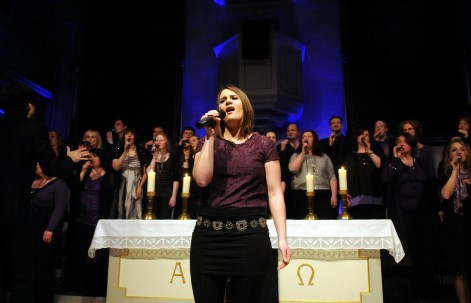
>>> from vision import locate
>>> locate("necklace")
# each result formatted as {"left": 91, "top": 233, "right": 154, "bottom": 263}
{"left": 90, "top": 168, "right": 104, "bottom": 180}
{"left": 157, "top": 161, "right": 164, "bottom": 172}
{"left": 32, "top": 177, "right": 56, "bottom": 189}
{"left": 304, "top": 155, "right": 317, "bottom": 174}
{"left": 400, "top": 156, "right": 414, "bottom": 167}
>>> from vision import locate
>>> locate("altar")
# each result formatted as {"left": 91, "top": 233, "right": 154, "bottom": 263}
{"left": 89, "top": 219, "right": 404, "bottom": 303}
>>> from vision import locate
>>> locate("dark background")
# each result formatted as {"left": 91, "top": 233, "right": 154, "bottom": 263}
{"left": 75, "top": 1, "right": 186, "bottom": 143}
{"left": 340, "top": 0, "right": 470, "bottom": 141}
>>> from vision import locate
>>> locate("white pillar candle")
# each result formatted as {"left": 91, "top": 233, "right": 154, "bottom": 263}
{"left": 338, "top": 167, "right": 347, "bottom": 190}
{"left": 182, "top": 173, "right": 191, "bottom": 194}
{"left": 306, "top": 172, "right": 314, "bottom": 193}
{"left": 147, "top": 169, "right": 156, "bottom": 193}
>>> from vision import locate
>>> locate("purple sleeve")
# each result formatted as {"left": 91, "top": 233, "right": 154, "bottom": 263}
{"left": 264, "top": 136, "right": 280, "bottom": 163}
{"left": 47, "top": 179, "right": 69, "bottom": 232}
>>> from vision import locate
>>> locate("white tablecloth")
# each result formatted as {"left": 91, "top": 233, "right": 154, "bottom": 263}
{"left": 88, "top": 219, "right": 404, "bottom": 263}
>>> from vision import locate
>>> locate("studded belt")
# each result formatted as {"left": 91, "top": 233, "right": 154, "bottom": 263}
{"left": 196, "top": 216, "right": 267, "bottom": 231}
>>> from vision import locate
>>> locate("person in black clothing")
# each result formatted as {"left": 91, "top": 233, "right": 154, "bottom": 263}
{"left": 174, "top": 135, "right": 200, "bottom": 219}
{"left": 31, "top": 163, "right": 69, "bottom": 303}
{"left": 139, "top": 133, "right": 179, "bottom": 219}
{"left": 172, "top": 126, "right": 196, "bottom": 158}
{"left": 319, "top": 115, "right": 355, "bottom": 173}
{"left": 104, "top": 118, "right": 128, "bottom": 158}
{"left": 455, "top": 115, "right": 471, "bottom": 146}
{"left": 277, "top": 123, "right": 302, "bottom": 219}
{"left": 373, "top": 119, "right": 395, "bottom": 160}
{"left": 66, "top": 148, "right": 113, "bottom": 297}
{"left": 104, "top": 118, "right": 128, "bottom": 218}
{"left": 320, "top": 116, "right": 355, "bottom": 218}
{"left": 344, "top": 128, "right": 386, "bottom": 219}
{"left": 381, "top": 133, "right": 441, "bottom": 301}
{"left": 438, "top": 137, "right": 471, "bottom": 303}
{"left": 0, "top": 84, "right": 88, "bottom": 303}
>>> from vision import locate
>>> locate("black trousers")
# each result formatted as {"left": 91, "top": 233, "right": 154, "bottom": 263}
{"left": 0, "top": 224, "right": 34, "bottom": 303}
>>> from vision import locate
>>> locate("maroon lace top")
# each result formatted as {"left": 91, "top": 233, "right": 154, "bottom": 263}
{"left": 196, "top": 133, "right": 279, "bottom": 209}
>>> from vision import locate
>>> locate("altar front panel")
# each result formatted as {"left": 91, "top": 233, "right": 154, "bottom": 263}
{"left": 107, "top": 249, "right": 194, "bottom": 303}
{"left": 89, "top": 220, "right": 404, "bottom": 303}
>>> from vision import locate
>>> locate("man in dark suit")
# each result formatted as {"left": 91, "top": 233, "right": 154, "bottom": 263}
{"left": 319, "top": 116, "right": 355, "bottom": 219}
{"left": 0, "top": 84, "right": 89, "bottom": 303}
{"left": 319, "top": 115, "right": 355, "bottom": 173}
{"left": 373, "top": 119, "right": 396, "bottom": 160}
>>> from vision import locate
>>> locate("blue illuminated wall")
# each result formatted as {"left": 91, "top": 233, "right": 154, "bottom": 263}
{"left": 181, "top": 0, "right": 345, "bottom": 139}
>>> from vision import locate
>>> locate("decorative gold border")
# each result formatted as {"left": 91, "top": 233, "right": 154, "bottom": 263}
{"left": 286, "top": 249, "right": 379, "bottom": 261}
{"left": 112, "top": 248, "right": 191, "bottom": 259}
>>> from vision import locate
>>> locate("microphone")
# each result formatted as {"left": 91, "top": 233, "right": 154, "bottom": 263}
{"left": 457, "top": 156, "right": 462, "bottom": 163}
{"left": 304, "top": 140, "right": 309, "bottom": 153}
{"left": 195, "top": 110, "right": 226, "bottom": 129}
{"left": 151, "top": 144, "right": 159, "bottom": 152}
{"left": 361, "top": 137, "right": 366, "bottom": 145}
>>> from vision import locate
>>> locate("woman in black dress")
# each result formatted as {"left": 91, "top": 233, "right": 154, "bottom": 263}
{"left": 381, "top": 133, "right": 441, "bottom": 301}
{"left": 31, "top": 163, "right": 69, "bottom": 303}
{"left": 439, "top": 136, "right": 471, "bottom": 303}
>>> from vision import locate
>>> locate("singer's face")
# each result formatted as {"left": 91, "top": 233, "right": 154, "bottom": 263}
{"left": 48, "top": 131, "right": 58, "bottom": 147}
{"left": 182, "top": 129, "right": 194, "bottom": 139}
{"left": 89, "top": 153, "right": 101, "bottom": 168}
{"left": 458, "top": 119, "right": 470, "bottom": 131}
{"left": 374, "top": 121, "right": 387, "bottom": 135}
{"left": 189, "top": 135, "right": 199, "bottom": 149}
{"left": 402, "top": 123, "right": 415, "bottom": 136}
{"left": 357, "top": 131, "right": 370, "bottom": 144}
{"left": 330, "top": 118, "right": 342, "bottom": 132}
{"left": 84, "top": 131, "right": 99, "bottom": 148}
{"left": 124, "top": 132, "right": 135, "bottom": 144}
{"left": 301, "top": 131, "right": 314, "bottom": 146}
{"left": 114, "top": 120, "right": 125, "bottom": 132}
{"left": 218, "top": 89, "right": 242, "bottom": 122}
{"left": 153, "top": 127, "right": 164, "bottom": 138}
{"left": 266, "top": 131, "right": 277, "bottom": 143}
{"left": 155, "top": 134, "right": 166, "bottom": 149}
{"left": 450, "top": 142, "right": 466, "bottom": 161}
{"left": 396, "top": 135, "right": 410, "bottom": 153}
{"left": 286, "top": 124, "right": 299, "bottom": 139}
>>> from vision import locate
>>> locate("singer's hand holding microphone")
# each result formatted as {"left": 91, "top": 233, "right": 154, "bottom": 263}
{"left": 303, "top": 140, "right": 309, "bottom": 154}
{"left": 151, "top": 143, "right": 159, "bottom": 153}
{"left": 125, "top": 140, "right": 131, "bottom": 151}
{"left": 394, "top": 146, "right": 403, "bottom": 157}
{"left": 196, "top": 110, "right": 226, "bottom": 129}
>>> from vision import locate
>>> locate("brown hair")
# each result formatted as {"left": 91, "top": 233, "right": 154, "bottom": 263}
{"left": 155, "top": 133, "right": 171, "bottom": 154}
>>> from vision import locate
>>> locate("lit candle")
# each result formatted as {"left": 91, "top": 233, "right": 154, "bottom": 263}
{"left": 182, "top": 173, "right": 191, "bottom": 194}
{"left": 306, "top": 172, "right": 314, "bottom": 193}
{"left": 338, "top": 167, "right": 347, "bottom": 190}
{"left": 147, "top": 169, "right": 156, "bottom": 193}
